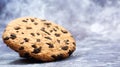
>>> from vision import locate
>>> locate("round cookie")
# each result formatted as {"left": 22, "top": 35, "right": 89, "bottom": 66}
{"left": 2, "top": 17, "right": 76, "bottom": 62}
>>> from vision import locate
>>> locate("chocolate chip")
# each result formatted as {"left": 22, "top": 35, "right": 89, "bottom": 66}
{"left": 61, "top": 30, "right": 68, "bottom": 34}
{"left": 10, "top": 34, "right": 16, "bottom": 39}
{"left": 50, "top": 30, "right": 53, "bottom": 32}
{"left": 20, "top": 42, "right": 24, "bottom": 44}
{"left": 44, "top": 23, "right": 51, "bottom": 25}
{"left": 51, "top": 54, "right": 63, "bottom": 60}
{"left": 73, "top": 42, "right": 76, "bottom": 46}
{"left": 55, "top": 33, "right": 60, "bottom": 37}
{"left": 19, "top": 46, "right": 24, "bottom": 50}
{"left": 44, "top": 37, "right": 52, "bottom": 40}
{"left": 31, "top": 19, "right": 34, "bottom": 22}
{"left": 57, "top": 39, "right": 60, "bottom": 43}
{"left": 32, "top": 45, "right": 37, "bottom": 48}
{"left": 68, "top": 50, "right": 73, "bottom": 56}
{"left": 23, "top": 52, "right": 30, "bottom": 58}
{"left": 24, "top": 38, "right": 29, "bottom": 42}
{"left": 36, "top": 33, "right": 40, "bottom": 35}
{"left": 61, "top": 46, "right": 68, "bottom": 50}
{"left": 41, "top": 28, "right": 50, "bottom": 35}
{"left": 55, "top": 26, "right": 59, "bottom": 29}
{"left": 53, "top": 28, "right": 57, "bottom": 32}
{"left": 36, "top": 39, "right": 40, "bottom": 42}
{"left": 16, "top": 31, "right": 19, "bottom": 33}
{"left": 14, "top": 27, "right": 21, "bottom": 30}
{"left": 30, "top": 33, "right": 35, "bottom": 36}
{"left": 34, "top": 22, "right": 38, "bottom": 25}
{"left": 64, "top": 40, "right": 69, "bottom": 44}
{"left": 32, "top": 47, "right": 42, "bottom": 54}
{"left": 22, "top": 20, "right": 27, "bottom": 22}
{"left": 46, "top": 43, "right": 54, "bottom": 48}
{"left": 21, "top": 32, "right": 24, "bottom": 34}
{"left": 3, "top": 37, "right": 9, "bottom": 40}
{"left": 26, "top": 27, "right": 32, "bottom": 29}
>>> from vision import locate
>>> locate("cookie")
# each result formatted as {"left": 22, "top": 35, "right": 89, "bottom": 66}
{"left": 2, "top": 17, "right": 76, "bottom": 62}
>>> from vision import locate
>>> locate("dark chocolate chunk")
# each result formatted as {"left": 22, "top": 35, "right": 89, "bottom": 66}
{"left": 16, "top": 31, "right": 19, "bottom": 33}
{"left": 36, "top": 39, "right": 40, "bottom": 42}
{"left": 73, "top": 42, "right": 76, "bottom": 46}
{"left": 22, "top": 20, "right": 27, "bottom": 22}
{"left": 14, "top": 27, "right": 21, "bottom": 30}
{"left": 44, "top": 37, "right": 52, "bottom": 40}
{"left": 32, "top": 45, "right": 37, "bottom": 48}
{"left": 50, "top": 30, "right": 53, "bottom": 32}
{"left": 41, "top": 28, "right": 50, "bottom": 35}
{"left": 53, "top": 28, "right": 57, "bottom": 32}
{"left": 3, "top": 37, "right": 9, "bottom": 40}
{"left": 21, "top": 32, "right": 24, "bottom": 34}
{"left": 51, "top": 54, "right": 63, "bottom": 60}
{"left": 24, "top": 38, "right": 29, "bottom": 42}
{"left": 19, "top": 46, "right": 24, "bottom": 50}
{"left": 61, "top": 46, "right": 68, "bottom": 50}
{"left": 36, "top": 33, "right": 40, "bottom": 35}
{"left": 10, "top": 34, "right": 16, "bottom": 39}
{"left": 23, "top": 52, "right": 30, "bottom": 58}
{"left": 31, "top": 19, "right": 34, "bottom": 22}
{"left": 57, "top": 39, "right": 60, "bottom": 43}
{"left": 68, "top": 50, "right": 73, "bottom": 56}
{"left": 20, "top": 42, "right": 24, "bottom": 44}
{"left": 44, "top": 23, "right": 51, "bottom": 27}
{"left": 34, "top": 22, "right": 38, "bottom": 25}
{"left": 26, "top": 27, "right": 32, "bottom": 29}
{"left": 55, "top": 33, "right": 60, "bottom": 37}
{"left": 61, "top": 30, "right": 68, "bottom": 34}
{"left": 32, "top": 47, "right": 42, "bottom": 54}
{"left": 64, "top": 40, "right": 69, "bottom": 44}
{"left": 30, "top": 33, "right": 35, "bottom": 36}
{"left": 44, "top": 23, "right": 51, "bottom": 25}
{"left": 46, "top": 43, "right": 54, "bottom": 48}
{"left": 55, "top": 26, "right": 59, "bottom": 29}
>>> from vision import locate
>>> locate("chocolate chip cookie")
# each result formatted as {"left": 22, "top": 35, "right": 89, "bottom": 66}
{"left": 2, "top": 17, "right": 76, "bottom": 62}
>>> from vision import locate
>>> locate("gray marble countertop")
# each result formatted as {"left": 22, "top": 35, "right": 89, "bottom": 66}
{"left": 0, "top": 0, "right": 120, "bottom": 67}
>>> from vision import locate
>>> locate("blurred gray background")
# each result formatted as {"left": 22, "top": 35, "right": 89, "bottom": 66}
{"left": 0, "top": 0, "right": 120, "bottom": 67}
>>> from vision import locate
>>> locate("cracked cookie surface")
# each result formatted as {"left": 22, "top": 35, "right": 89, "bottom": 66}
{"left": 2, "top": 17, "right": 76, "bottom": 62}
